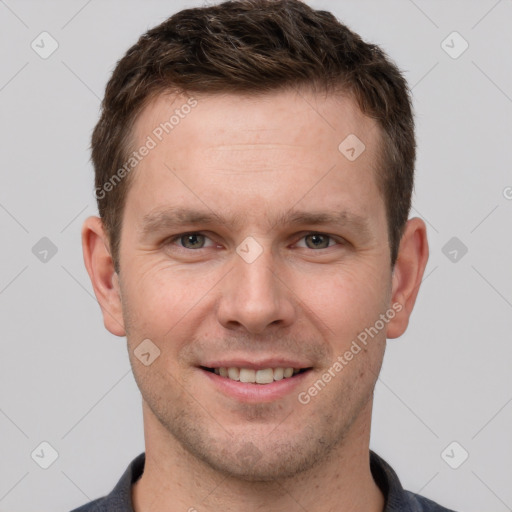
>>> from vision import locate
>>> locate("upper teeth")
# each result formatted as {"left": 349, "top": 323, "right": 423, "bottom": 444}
{"left": 213, "top": 367, "right": 301, "bottom": 384}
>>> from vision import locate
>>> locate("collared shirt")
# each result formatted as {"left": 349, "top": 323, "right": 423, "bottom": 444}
{"left": 69, "top": 451, "right": 456, "bottom": 512}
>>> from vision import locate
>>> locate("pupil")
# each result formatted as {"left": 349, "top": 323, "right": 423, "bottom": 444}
{"left": 307, "top": 234, "right": 328, "bottom": 249}
{"left": 183, "top": 234, "right": 203, "bottom": 248}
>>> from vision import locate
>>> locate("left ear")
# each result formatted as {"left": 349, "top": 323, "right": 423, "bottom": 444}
{"left": 82, "top": 216, "right": 126, "bottom": 337}
{"left": 386, "top": 217, "right": 429, "bottom": 339}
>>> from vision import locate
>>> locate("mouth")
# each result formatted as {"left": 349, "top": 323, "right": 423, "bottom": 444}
{"left": 199, "top": 366, "right": 312, "bottom": 384}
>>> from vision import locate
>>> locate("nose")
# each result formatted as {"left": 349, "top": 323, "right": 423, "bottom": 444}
{"left": 217, "top": 246, "right": 296, "bottom": 335}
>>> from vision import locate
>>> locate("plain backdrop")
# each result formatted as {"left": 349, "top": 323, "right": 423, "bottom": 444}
{"left": 0, "top": 1, "right": 511, "bottom": 511}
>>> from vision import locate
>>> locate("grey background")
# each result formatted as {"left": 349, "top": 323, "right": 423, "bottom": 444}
{"left": 1, "top": 0, "right": 511, "bottom": 511}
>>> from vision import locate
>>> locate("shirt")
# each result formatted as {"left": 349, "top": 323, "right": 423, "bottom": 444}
{"left": 69, "top": 450, "right": 457, "bottom": 512}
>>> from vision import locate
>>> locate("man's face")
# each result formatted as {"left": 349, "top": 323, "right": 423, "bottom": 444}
{"left": 117, "top": 88, "right": 394, "bottom": 480}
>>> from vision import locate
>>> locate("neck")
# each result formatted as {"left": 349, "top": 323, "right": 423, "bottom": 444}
{"left": 132, "top": 401, "right": 385, "bottom": 512}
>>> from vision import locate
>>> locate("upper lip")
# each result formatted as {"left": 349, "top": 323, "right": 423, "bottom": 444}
{"left": 199, "top": 358, "right": 312, "bottom": 371}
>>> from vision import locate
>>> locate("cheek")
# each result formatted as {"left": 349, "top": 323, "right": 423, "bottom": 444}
{"left": 296, "top": 261, "right": 390, "bottom": 336}
{"left": 121, "top": 262, "right": 219, "bottom": 344}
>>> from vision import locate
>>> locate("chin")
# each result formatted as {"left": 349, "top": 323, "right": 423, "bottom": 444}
{"left": 185, "top": 429, "right": 337, "bottom": 483}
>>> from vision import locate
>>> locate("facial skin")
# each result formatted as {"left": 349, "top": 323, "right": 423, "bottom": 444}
{"left": 83, "top": 88, "right": 428, "bottom": 512}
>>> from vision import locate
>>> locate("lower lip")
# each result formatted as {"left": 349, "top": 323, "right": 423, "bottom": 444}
{"left": 199, "top": 368, "right": 312, "bottom": 403}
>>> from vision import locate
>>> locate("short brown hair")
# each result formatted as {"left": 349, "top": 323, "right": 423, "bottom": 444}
{"left": 92, "top": 0, "right": 415, "bottom": 272}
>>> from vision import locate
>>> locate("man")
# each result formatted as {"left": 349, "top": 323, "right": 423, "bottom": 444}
{"left": 73, "top": 0, "right": 454, "bottom": 510}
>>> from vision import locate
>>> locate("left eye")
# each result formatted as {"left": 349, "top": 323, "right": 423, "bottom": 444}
{"left": 174, "top": 233, "right": 214, "bottom": 249}
{"left": 296, "top": 233, "right": 336, "bottom": 249}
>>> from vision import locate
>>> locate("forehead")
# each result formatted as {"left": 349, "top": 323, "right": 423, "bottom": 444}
{"left": 132, "top": 88, "right": 379, "bottom": 158}
{"left": 125, "top": 88, "right": 385, "bottom": 230}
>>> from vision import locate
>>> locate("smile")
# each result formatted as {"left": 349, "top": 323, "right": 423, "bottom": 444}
{"left": 199, "top": 365, "right": 313, "bottom": 403}
{"left": 201, "top": 366, "right": 310, "bottom": 384}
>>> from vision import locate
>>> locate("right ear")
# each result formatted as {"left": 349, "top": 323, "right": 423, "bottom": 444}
{"left": 81, "top": 216, "right": 126, "bottom": 336}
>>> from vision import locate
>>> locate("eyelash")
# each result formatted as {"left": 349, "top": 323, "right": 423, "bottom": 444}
{"left": 165, "top": 231, "right": 343, "bottom": 251}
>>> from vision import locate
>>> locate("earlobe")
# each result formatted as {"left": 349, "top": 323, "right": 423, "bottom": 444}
{"left": 386, "top": 217, "right": 429, "bottom": 339}
{"left": 81, "top": 216, "right": 126, "bottom": 337}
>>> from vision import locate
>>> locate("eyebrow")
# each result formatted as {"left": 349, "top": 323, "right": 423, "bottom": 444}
{"left": 138, "top": 206, "right": 373, "bottom": 239}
